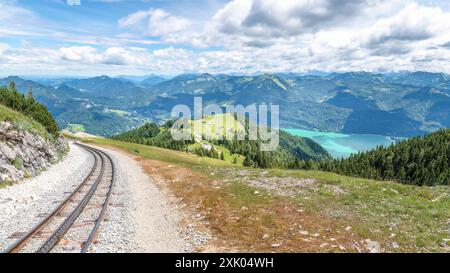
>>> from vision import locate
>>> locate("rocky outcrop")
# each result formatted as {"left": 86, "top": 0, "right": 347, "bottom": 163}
{"left": 0, "top": 121, "right": 68, "bottom": 183}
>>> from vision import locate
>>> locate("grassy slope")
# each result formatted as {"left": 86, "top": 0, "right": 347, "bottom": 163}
{"left": 0, "top": 104, "right": 49, "bottom": 139}
{"left": 163, "top": 113, "right": 330, "bottom": 163}
{"left": 188, "top": 113, "right": 245, "bottom": 141}
{"left": 188, "top": 142, "right": 245, "bottom": 165}
{"left": 85, "top": 137, "right": 450, "bottom": 252}
{"left": 0, "top": 104, "right": 53, "bottom": 188}
{"left": 258, "top": 169, "right": 450, "bottom": 251}
{"left": 67, "top": 123, "right": 86, "bottom": 133}
{"left": 88, "top": 138, "right": 234, "bottom": 168}
{"left": 107, "top": 109, "right": 130, "bottom": 117}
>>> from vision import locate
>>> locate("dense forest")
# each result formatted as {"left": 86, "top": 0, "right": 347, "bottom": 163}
{"left": 320, "top": 129, "right": 450, "bottom": 186}
{"left": 112, "top": 118, "right": 331, "bottom": 169}
{"left": 114, "top": 119, "right": 450, "bottom": 186}
{"left": 0, "top": 82, "right": 59, "bottom": 135}
{"left": 211, "top": 129, "right": 330, "bottom": 168}
{"left": 112, "top": 121, "right": 196, "bottom": 151}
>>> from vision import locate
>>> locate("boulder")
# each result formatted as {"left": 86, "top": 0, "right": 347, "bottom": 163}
{"left": 0, "top": 121, "right": 68, "bottom": 183}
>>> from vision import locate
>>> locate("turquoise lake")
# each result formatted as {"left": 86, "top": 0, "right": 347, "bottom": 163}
{"left": 284, "top": 129, "right": 396, "bottom": 158}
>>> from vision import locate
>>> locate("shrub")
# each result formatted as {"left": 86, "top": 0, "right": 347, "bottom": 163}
{"left": 0, "top": 84, "right": 59, "bottom": 136}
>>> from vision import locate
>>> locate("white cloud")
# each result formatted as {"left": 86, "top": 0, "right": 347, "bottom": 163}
{"left": 116, "top": 0, "right": 429, "bottom": 52}
{"left": 1, "top": 39, "right": 450, "bottom": 76}
{"left": 211, "top": 0, "right": 409, "bottom": 38}
{"left": 66, "top": 0, "right": 81, "bottom": 6}
{"left": 59, "top": 46, "right": 98, "bottom": 62}
{"left": 0, "top": 2, "right": 33, "bottom": 20}
{"left": 0, "top": 2, "right": 70, "bottom": 39}
{"left": 2, "top": 0, "right": 450, "bottom": 75}
{"left": 101, "top": 47, "right": 150, "bottom": 65}
{"left": 363, "top": 4, "right": 449, "bottom": 47}
{"left": 212, "top": 0, "right": 253, "bottom": 35}
{"left": 118, "top": 8, "right": 192, "bottom": 37}
{"left": 0, "top": 43, "right": 10, "bottom": 61}
{"left": 57, "top": 46, "right": 154, "bottom": 66}
{"left": 0, "top": 43, "right": 10, "bottom": 51}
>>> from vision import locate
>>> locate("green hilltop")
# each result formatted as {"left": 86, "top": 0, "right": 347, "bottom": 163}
{"left": 112, "top": 114, "right": 331, "bottom": 169}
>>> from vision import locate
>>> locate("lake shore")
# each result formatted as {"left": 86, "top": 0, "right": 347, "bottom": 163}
{"left": 284, "top": 129, "right": 395, "bottom": 158}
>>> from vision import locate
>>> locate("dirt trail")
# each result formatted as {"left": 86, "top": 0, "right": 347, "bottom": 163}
{"left": 77, "top": 144, "right": 194, "bottom": 253}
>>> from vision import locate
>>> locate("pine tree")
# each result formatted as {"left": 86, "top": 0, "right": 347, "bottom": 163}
{"left": 0, "top": 84, "right": 59, "bottom": 136}
{"left": 320, "top": 129, "right": 450, "bottom": 186}
{"left": 26, "top": 88, "right": 34, "bottom": 101}
{"left": 243, "top": 155, "right": 254, "bottom": 167}
{"left": 8, "top": 81, "right": 16, "bottom": 91}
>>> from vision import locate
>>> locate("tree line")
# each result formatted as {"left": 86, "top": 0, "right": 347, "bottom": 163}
{"left": 0, "top": 82, "right": 59, "bottom": 136}
{"left": 111, "top": 121, "right": 195, "bottom": 152}
{"left": 110, "top": 116, "right": 450, "bottom": 186}
{"left": 319, "top": 129, "right": 450, "bottom": 186}
{"left": 112, "top": 118, "right": 331, "bottom": 169}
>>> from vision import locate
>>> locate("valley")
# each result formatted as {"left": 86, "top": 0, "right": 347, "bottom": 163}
{"left": 2, "top": 71, "right": 450, "bottom": 141}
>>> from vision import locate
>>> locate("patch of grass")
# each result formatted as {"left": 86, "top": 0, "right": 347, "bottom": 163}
{"left": 62, "top": 132, "right": 82, "bottom": 140}
{"left": 139, "top": 159, "right": 363, "bottom": 252}
{"left": 179, "top": 113, "right": 246, "bottom": 141}
{"left": 266, "top": 168, "right": 450, "bottom": 252}
{"left": 226, "top": 182, "right": 272, "bottom": 208}
{"left": 107, "top": 109, "right": 130, "bottom": 117}
{"left": 0, "top": 180, "right": 16, "bottom": 189}
{"left": 66, "top": 123, "right": 85, "bottom": 132}
{"left": 86, "top": 137, "right": 450, "bottom": 252}
{"left": 0, "top": 104, "right": 50, "bottom": 139}
{"left": 86, "top": 138, "right": 234, "bottom": 168}
{"left": 188, "top": 142, "right": 245, "bottom": 165}
{"left": 12, "top": 157, "right": 23, "bottom": 170}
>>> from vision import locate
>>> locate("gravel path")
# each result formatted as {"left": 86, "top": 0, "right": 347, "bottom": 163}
{"left": 0, "top": 142, "right": 194, "bottom": 253}
{"left": 0, "top": 142, "right": 93, "bottom": 250}
{"left": 87, "top": 145, "right": 192, "bottom": 253}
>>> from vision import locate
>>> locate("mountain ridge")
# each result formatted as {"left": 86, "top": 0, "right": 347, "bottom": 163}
{"left": 1, "top": 71, "right": 450, "bottom": 137}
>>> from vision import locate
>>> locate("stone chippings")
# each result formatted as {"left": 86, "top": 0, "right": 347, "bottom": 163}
{"left": 0, "top": 143, "right": 93, "bottom": 250}
{"left": 0, "top": 121, "right": 68, "bottom": 183}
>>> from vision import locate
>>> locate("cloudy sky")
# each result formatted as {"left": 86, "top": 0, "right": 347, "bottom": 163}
{"left": 0, "top": 0, "right": 449, "bottom": 76}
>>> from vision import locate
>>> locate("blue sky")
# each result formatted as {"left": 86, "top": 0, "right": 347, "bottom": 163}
{"left": 2, "top": 0, "right": 226, "bottom": 49}
{"left": 1, "top": 0, "right": 450, "bottom": 76}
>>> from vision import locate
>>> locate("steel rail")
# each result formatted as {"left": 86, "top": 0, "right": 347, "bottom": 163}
{"left": 2, "top": 145, "right": 99, "bottom": 253}
{"left": 35, "top": 144, "right": 106, "bottom": 253}
{"left": 3, "top": 143, "right": 116, "bottom": 254}
{"left": 80, "top": 145, "right": 116, "bottom": 253}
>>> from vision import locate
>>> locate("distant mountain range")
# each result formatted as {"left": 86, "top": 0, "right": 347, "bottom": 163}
{"left": 0, "top": 76, "right": 147, "bottom": 136}
{"left": 1, "top": 71, "right": 450, "bottom": 137}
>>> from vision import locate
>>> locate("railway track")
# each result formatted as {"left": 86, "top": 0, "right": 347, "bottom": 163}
{"left": 3, "top": 143, "right": 116, "bottom": 253}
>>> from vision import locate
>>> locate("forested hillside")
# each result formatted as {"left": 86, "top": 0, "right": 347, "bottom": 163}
{"left": 0, "top": 82, "right": 59, "bottom": 135}
{"left": 112, "top": 115, "right": 331, "bottom": 169}
{"left": 320, "top": 129, "right": 450, "bottom": 186}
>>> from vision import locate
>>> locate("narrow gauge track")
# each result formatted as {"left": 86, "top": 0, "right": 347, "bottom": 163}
{"left": 3, "top": 143, "right": 116, "bottom": 253}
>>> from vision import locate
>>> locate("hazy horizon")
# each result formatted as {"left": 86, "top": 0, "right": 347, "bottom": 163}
{"left": 1, "top": 70, "right": 449, "bottom": 80}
